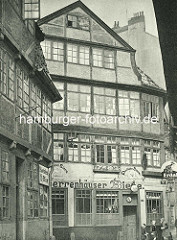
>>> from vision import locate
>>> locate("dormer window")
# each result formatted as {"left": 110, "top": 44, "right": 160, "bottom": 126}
{"left": 67, "top": 15, "right": 90, "bottom": 31}
{"left": 24, "top": 0, "right": 40, "bottom": 19}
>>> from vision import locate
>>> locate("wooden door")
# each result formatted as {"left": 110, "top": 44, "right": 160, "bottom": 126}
{"left": 123, "top": 206, "right": 137, "bottom": 240}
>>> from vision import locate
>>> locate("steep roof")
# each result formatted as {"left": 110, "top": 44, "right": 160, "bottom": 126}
{"left": 38, "top": 0, "right": 135, "bottom": 52}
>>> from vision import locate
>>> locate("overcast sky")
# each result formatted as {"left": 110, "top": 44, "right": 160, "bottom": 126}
{"left": 40, "top": 0, "right": 158, "bottom": 36}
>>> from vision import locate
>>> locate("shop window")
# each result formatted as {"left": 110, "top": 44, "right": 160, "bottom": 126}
{"left": 2, "top": 186, "right": 10, "bottom": 218}
{"left": 67, "top": 15, "right": 90, "bottom": 31}
{"left": 39, "top": 185, "right": 48, "bottom": 217}
{"left": 2, "top": 150, "right": 9, "bottom": 183}
{"left": 95, "top": 136, "right": 117, "bottom": 164}
{"left": 146, "top": 192, "right": 163, "bottom": 225}
{"left": 76, "top": 190, "right": 92, "bottom": 226}
{"left": 67, "top": 84, "right": 91, "bottom": 113}
{"left": 118, "top": 90, "right": 140, "bottom": 117}
{"left": 94, "top": 87, "right": 116, "bottom": 115}
{"left": 54, "top": 133, "right": 64, "bottom": 162}
{"left": 96, "top": 191, "right": 119, "bottom": 213}
{"left": 24, "top": 0, "right": 40, "bottom": 20}
{"left": 52, "top": 189, "right": 68, "bottom": 226}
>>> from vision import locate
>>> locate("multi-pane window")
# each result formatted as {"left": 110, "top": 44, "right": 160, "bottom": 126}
{"left": 24, "top": 73, "right": 30, "bottom": 111}
{"left": 27, "top": 162, "right": 39, "bottom": 218}
{"left": 0, "top": 49, "right": 15, "bottom": 100}
{"left": 67, "top": 44, "right": 78, "bottom": 63}
{"left": 95, "top": 136, "right": 117, "bottom": 164}
{"left": 53, "top": 42, "right": 64, "bottom": 61}
{"left": 132, "top": 139, "right": 141, "bottom": 165}
{"left": 2, "top": 150, "right": 9, "bottom": 182}
{"left": 52, "top": 189, "right": 66, "bottom": 214}
{"left": 67, "top": 133, "right": 92, "bottom": 163}
{"left": 93, "top": 48, "right": 114, "bottom": 69}
{"left": 27, "top": 162, "right": 38, "bottom": 189}
{"left": 104, "top": 50, "right": 114, "bottom": 69}
{"left": 94, "top": 87, "right": 116, "bottom": 115}
{"left": 142, "top": 94, "right": 159, "bottom": 119}
{"left": 143, "top": 140, "right": 161, "bottom": 167}
{"left": 96, "top": 191, "right": 119, "bottom": 213}
{"left": 41, "top": 40, "right": 64, "bottom": 61}
{"left": 24, "top": 0, "right": 40, "bottom": 19}
{"left": 76, "top": 190, "right": 92, "bottom": 214}
{"left": 144, "top": 140, "right": 152, "bottom": 166}
{"left": 79, "top": 46, "right": 90, "bottom": 65}
{"left": 118, "top": 91, "right": 140, "bottom": 117}
{"left": 27, "top": 191, "right": 39, "bottom": 217}
{"left": 80, "top": 135, "right": 92, "bottom": 162}
{"left": 146, "top": 192, "right": 163, "bottom": 225}
{"left": 16, "top": 67, "right": 23, "bottom": 108}
{"left": 41, "top": 40, "right": 51, "bottom": 59}
{"left": 120, "top": 138, "right": 130, "bottom": 164}
{"left": 54, "top": 133, "right": 64, "bottom": 161}
{"left": 36, "top": 87, "right": 42, "bottom": 116}
{"left": 53, "top": 82, "right": 64, "bottom": 111}
{"left": 67, "top": 133, "right": 79, "bottom": 162}
{"left": 39, "top": 185, "right": 48, "bottom": 217}
{"left": 93, "top": 49, "right": 103, "bottom": 67}
{"left": 30, "top": 82, "right": 37, "bottom": 116}
{"left": 2, "top": 186, "right": 10, "bottom": 218}
{"left": 68, "top": 84, "right": 91, "bottom": 112}
{"left": 67, "top": 15, "right": 90, "bottom": 31}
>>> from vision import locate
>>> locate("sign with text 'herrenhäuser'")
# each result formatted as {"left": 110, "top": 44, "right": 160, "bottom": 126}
{"left": 39, "top": 165, "right": 49, "bottom": 186}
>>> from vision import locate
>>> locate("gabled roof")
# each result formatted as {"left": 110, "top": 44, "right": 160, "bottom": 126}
{"left": 38, "top": 0, "right": 135, "bottom": 52}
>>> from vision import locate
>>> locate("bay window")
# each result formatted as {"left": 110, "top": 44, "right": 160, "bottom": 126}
{"left": 142, "top": 94, "right": 159, "bottom": 119}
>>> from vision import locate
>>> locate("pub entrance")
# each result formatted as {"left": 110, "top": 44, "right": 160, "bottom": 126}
{"left": 123, "top": 206, "right": 137, "bottom": 240}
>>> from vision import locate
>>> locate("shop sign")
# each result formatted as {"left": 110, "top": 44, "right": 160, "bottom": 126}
{"left": 52, "top": 178, "right": 142, "bottom": 191}
{"left": 39, "top": 165, "right": 49, "bottom": 186}
{"left": 161, "top": 161, "right": 177, "bottom": 178}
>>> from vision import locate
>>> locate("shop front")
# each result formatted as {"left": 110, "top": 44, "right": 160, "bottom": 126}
{"left": 52, "top": 177, "right": 142, "bottom": 240}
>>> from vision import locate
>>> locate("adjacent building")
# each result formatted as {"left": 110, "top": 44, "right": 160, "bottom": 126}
{"left": 112, "top": 12, "right": 166, "bottom": 90}
{"left": 38, "top": 1, "right": 170, "bottom": 240}
{"left": 0, "top": 1, "right": 61, "bottom": 240}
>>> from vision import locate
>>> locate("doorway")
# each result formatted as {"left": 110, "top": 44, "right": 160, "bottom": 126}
{"left": 123, "top": 206, "right": 137, "bottom": 240}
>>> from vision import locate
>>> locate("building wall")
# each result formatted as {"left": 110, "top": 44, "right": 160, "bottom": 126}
{"left": 39, "top": 4, "right": 167, "bottom": 240}
{"left": 0, "top": 1, "right": 59, "bottom": 239}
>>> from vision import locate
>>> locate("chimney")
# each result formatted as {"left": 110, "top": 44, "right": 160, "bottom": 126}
{"left": 128, "top": 11, "right": 145, "bottom": 26}
{"left": 113, "top": 20, "right": 120, "bottom": 29}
